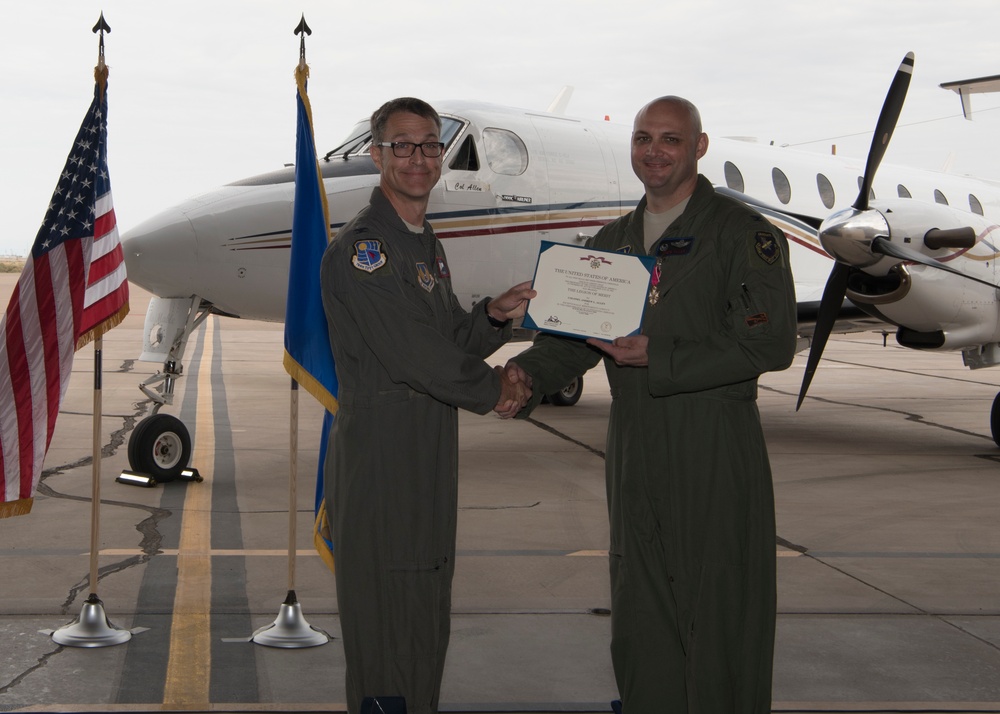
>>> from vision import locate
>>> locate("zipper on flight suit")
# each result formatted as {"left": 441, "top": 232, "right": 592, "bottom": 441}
{"left": 735, "top": 282, "right": 770, "bottom": 331}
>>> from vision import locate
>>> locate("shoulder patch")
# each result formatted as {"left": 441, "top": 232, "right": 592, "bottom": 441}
{"left": 754, "top": 231, "right": 780, "bottom": 265}
{"left": 616, "top": 245, "right": 633, "bottom": 254}
{"left": 352, "top": 239, "right": 388, "bottom": 273}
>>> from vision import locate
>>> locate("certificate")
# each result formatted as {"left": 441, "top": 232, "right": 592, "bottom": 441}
{"left": 522, "top": 241, "right": 655, "bottom": 340}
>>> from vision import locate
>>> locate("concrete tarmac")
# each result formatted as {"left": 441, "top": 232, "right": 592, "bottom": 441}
{"left": 0, "top": 275, "right": 998, "bottom": 713}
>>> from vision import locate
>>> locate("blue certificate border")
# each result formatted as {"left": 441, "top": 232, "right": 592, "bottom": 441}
{"left": 521, "top": 241, "right": 656, "bottom": 341}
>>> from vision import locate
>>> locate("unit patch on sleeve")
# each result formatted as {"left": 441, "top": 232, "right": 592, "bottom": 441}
{"left": 415, "top": 262, "right": 436, "bottom": 292}
{"left": 435, "top": 255, "right": 451, "bottom": 279}
{"left": 754, "top": 231, "right": 780, "bottom": 265}
{"left": 352, "top": 240, "right": 388, "bottom": 273}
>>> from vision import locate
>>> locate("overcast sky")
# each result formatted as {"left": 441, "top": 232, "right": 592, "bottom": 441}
{"left": 2, "top": 0, "right": 999, "bottom": 257}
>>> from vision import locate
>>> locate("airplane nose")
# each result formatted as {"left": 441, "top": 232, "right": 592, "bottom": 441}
{"left": 121, "top": 206, "right": 199, "bottom": 299}
{"left": 818, "top": 207, "right": 890, "bottom": 269}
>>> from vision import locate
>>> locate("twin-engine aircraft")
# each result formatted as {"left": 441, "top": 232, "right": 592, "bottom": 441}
{"left": 121, "top": 53, "right": 1000, "bottom": 481}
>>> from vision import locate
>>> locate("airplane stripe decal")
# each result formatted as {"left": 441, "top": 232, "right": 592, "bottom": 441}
{"left": 436, "top": 219, "right": 612, "bottom": 239}
{"left": 426, "top": 199, "right": 638, "bottom": 221}
{"left": 784, "top": 232, "right": 831, "bottom": 259}
{"left": 223, "top": 202, "right": 637, "bottom": 251}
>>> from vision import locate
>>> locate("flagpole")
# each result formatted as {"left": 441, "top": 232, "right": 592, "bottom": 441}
{"left": 289, "top": 378, "right": 299, "bottom": 591}
{"left": 50, "top": 13, "right": 133, "bottom": 649}
{"left": 89, "top": 337, "right": 104, "bottom": 595}
{"left": 249, "top": 15, "right": 328, "bottom": 648}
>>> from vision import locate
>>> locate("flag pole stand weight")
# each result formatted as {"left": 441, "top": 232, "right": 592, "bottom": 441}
{"left": 251, "top": 590, "right": 329, "bottom": 648}
{"left": 51, "top": 594, "right": 131, "bottom": 648}
{"left": 249, "top": 384, "right": 328, "bottom": 649}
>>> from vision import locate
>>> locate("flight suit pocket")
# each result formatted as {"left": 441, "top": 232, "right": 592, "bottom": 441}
{"left": 728, "top": 282, "right": 771, "bottom": 339}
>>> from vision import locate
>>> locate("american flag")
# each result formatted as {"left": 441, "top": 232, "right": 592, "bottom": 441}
{"left": 0, "top": 76, "right": 129, "bottom": 518}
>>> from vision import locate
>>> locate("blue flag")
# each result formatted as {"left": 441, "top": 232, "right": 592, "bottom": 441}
{"left": 283, "top": 66, "right": 337, "bottom": 572}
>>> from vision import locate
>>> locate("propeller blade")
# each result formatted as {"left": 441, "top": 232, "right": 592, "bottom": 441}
{"left": 871, "top": 236, "right": 1000, "bottom": 290}
{"left": 797, "top": 262, "right": 851, "bottom": 410}
{"left": 854, "top": 52, "right": 915, "bottom": 211}
{"left": 714, "top": 186, "right": 823, "bottom": 230}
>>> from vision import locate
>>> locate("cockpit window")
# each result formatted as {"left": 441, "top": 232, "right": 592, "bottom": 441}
{"left": 449, "top": 135, "right": 480, "bottom": 171}
{"left": 439, "top": 117, "right": 464, "bottom": 149}
{"left": 324, "top": 121, "right": 372, "bottom": 160}
{"left": 322, "top": 116, "right": 465, "bottom": 161}
{"left": 483, "top": 128, "right": 528, "bottom": 176}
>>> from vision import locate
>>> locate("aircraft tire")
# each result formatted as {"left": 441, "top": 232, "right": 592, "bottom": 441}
{"left": 545, "top": 375, "right": 584, "bottom": 407}
{"left": 128, "top": 413, "right": 192, "bottom": 482}
{"left": 991, "top": 393, "right": 1000, "bottom": 449}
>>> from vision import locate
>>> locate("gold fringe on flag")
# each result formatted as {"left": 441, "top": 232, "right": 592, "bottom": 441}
{"left": 313, "top": 501, "right": 336, "bottom": 573}
{"left": 0, "top": 498, "right": 34, "bottom": 519}
{"left": 76, "top": 302, "right": 130, "bottom": 351}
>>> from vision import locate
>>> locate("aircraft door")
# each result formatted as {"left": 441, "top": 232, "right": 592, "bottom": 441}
{"left": 431, "top": 121, "right": 550, "bottom": 311}
{"left": 529, "top": 115, "right": 617, "bottom": 241}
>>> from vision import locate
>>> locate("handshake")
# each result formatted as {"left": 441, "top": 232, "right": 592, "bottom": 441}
{"left": 493, "top": 362, "right": 532, "bottom": 419}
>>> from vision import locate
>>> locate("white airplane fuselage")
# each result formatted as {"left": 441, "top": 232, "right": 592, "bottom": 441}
{"left": 122, "top": 99, "right": 1000, "bottom": 359}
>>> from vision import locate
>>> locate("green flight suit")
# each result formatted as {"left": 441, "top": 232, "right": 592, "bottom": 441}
{"left": 513, "top": 175, "right": 797, "bottom": 713}
{"left": 320, "top": 188, "right": 510, "bottom": 714}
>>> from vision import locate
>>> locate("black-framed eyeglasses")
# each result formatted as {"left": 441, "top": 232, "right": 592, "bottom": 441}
{"left": 376, "top": 141, "right": 445, "bottom": 158}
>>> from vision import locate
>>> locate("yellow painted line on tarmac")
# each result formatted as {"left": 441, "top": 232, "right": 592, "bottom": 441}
{"left": 98, "top": 547, "right": 804, "bottom": 558}
{"left": 100, "top": 548, "right": 321, "bottom": 557}
{"left": 569, "top": 549, "right": 802, "bottom": 558}
{"left": 162, "top": 319, "right": 215, "bottom": 709}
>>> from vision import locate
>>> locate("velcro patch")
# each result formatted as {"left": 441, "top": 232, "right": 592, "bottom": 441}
{"left": 754, "top": 231, "right": 780, "bottom": 265}
{"left": 416, "top": 262, "right": 436, "bottom": 292}
{"left": 746, "top": 312, "right": 769, "bottom": 328}
{"left": 655, "top": 236, "right": 696, "bottom": 257}
{"left": 352, "top": 240, "right": 387, "bottom": 273}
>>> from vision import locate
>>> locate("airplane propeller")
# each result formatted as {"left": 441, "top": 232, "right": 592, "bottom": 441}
{"left": 796, "top": 52, "right": 914, "bottom": 410}
{"left": 869, "top": 232, "right": 998, "bottom": 290}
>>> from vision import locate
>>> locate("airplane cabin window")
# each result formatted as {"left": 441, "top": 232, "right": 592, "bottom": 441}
{"left": 483, "top": 128, "right": 528, "bottom": 176}
{"left": 816, "top": 173, "right": 835, "bottom": 209}
{"left": 857, "top": 176, "right": 875, "bottom": 201}
{"left": 934, "top": 189, "right": 949, "bottom": 206}
{"left": 970, "top": 193, "right": 985, "bottom": 216}
{"left": 897, "top": 184, "right": 911, "bottom": 198}
{"left": 723, "top": 161, "right": 744, "bottom": 193}
{"left": 771, "top": 167, "right": 791, "bottom": 204}
{"left": 449, "top": 135, "right": 480, "bottom": 172}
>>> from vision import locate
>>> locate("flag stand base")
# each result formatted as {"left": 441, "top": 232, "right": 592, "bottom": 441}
{"left": 251, "top": 590, "right": 329, "bottom": 648}
{"left": 51, "top": 594, "right": 132, "bottom": 648}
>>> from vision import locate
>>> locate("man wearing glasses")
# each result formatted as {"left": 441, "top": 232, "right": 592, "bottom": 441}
{"left": 320, "top": 97, "right": 534, "bottom": 714}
